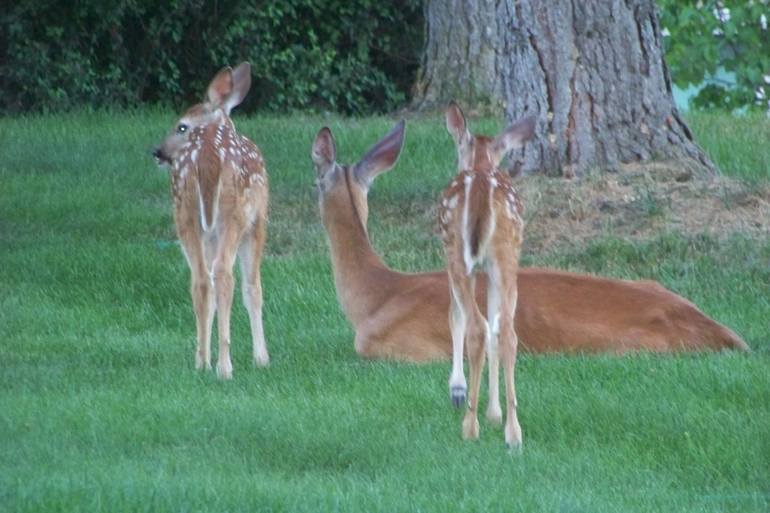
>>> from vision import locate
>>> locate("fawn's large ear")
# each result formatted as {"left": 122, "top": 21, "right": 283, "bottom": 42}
{"left": 490, "top": 114, "right": 536, "bottom": 167}
{"left": 312, "top": 127, "right": 337, "bottom": 174}
{"left": 206, "top": 67, "right": 234, "bottom": 108}
{"left": 446, "top": 101, "right": 473, "bottom": 170}
{"left": 224, "top": 62, "right": 251, "bottom": 114}
{"left": 445, "top": 101, "right": 469, "bottom": 146}
{"left": 353, "top": 120, "right": 406, "bottom": 188}
{"left": 206, "top": 63, "right": 251, "bottom": 114}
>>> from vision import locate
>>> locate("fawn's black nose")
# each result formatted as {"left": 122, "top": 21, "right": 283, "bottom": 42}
{"left": 152, "top": 147, "right": 171, "bottom": 165}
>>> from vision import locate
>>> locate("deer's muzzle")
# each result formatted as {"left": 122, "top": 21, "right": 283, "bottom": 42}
{"left": 152, "top": 147, "right": 172, "bottom": 166}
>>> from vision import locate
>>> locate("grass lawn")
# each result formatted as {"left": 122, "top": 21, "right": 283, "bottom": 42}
{"left": 1, "top": 110, "right": 768, "bottom": 512}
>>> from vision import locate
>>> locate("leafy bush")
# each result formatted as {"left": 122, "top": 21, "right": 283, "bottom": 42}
{"left": 8, "top": 1, "right": 767, "bottom": 115}
{"left": 0, "top": 0, "right": 423, "bottom": 114}
{"left": 659, "top": 0, "right": 770, "bottom": 112}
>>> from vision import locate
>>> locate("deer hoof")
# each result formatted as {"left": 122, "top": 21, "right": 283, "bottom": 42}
{"left": 195, "top": 352, "right": 211, "bottom": 371}
{"left": 253, "top": 352, "right": 270, "bottom": 368}
{"left": 216, "top": 359, "right": 233, "bottom": 380}
{"left": 462, "top": 415, "right": 480, "bottom": 440}
{"left": 450, "top": 385, "right": 467, "bottom": 408}
{"left": 505, "top": 440, "right": 523, "bottom": 454}
{"left": 505, "top": 420, "right": 523, "bottom": 451}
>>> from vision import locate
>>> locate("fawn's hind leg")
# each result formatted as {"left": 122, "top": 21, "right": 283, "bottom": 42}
{"left": 238, "top": 214, "right": 269, "bottom": 367}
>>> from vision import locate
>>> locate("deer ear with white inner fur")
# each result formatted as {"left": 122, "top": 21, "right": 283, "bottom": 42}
{"left": 205, "top": 63, "right": 251, "bottom": 115}
{"left": 353, "top": 120, "right": 406, "bottom": 188}
{"left": 445, "top": 101, "right": 469, "bottom": 146}
{"left": 312, "top": 127, "right": 337, "bottom": 174}
{"left": 223, "top": 62, "right": 251, "bottom": 114}
{"left": 206, "top": 67, "right": 233, "bottom": 108}
{"left": 490, "top": 114, "right": 536, "bottom": 167}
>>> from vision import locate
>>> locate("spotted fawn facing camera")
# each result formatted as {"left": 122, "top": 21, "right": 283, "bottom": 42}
{"left": 438, "top": 102, "right": 535, "bottom": 448}
{"left": 153, "top": 62, "right": 269, "bottom": 379}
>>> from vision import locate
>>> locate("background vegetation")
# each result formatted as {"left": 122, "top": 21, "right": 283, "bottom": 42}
{"left": 659, "top": 0, "right": 770, "bottom": 112}
{"left": 0, "top": 0, "right": 422, "bottom": 114}
{"left": 1, "top": 111, "right": 768, "bottom": 512}
{"left": 2, "top": 2, "right": 768, "bottom": 511}
{"left": 3, "top": 1, "right": 769, "bottom": 114}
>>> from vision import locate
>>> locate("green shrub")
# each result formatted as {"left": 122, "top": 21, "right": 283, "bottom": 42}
{"left": 659, "top": 0, "right": 770, "bottom": 112}
{"left": 0, "top": 0, "right": 423, "bottom": 114}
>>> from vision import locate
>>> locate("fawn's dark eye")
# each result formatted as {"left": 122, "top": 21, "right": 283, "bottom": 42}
{"left": 177, "top": 123, "right": 188, "bottom": 134}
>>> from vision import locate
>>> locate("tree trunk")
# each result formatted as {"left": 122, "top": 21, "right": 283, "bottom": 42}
{"left": 412, "top": 0, "right": 716, "bottom": 177}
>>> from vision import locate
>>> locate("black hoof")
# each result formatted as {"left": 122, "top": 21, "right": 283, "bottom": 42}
{"left": 450, "top": 386, "right": 466, "bottom": 408}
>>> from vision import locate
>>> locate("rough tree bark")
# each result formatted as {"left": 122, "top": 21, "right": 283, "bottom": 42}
{"left": 412, "top": 0, "right": 716, "bottom": 177}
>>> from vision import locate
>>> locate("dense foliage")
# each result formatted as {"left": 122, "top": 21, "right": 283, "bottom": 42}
{"left": 2, "top": 1, "right": 769, "bottom": 114}
{"left": 659, "top": 0, "right": 770, "bottom": 112}
{"left": 0, "top": 0, "right": 422, "bottom": 114}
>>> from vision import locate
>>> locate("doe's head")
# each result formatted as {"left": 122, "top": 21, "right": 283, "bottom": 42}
{"left": 311, "top": 120, "right": 406, "bottom": 228}
{"left": 153, "top": 62, "right": 252, "bottom": 166}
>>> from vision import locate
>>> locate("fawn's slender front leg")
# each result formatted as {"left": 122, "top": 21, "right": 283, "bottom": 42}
{"left": 498, "top": 270, "right": 522, "bottom": 449}
{"left": 191, "top": 269, "right": 215, "bottom": 371}
{"left": 239, "top": 215, "right": 269, "bottom": 367}
{"left": 462, "top": 294, "right": 487, "bottom": 440}
{"left": 448, "top": 282, "right": 467, "bottom": 408}
{"left": 485, "top": 266, "right": 503, "bottom": 425}
{"left": 448, "top": 259, "right": 486, "bottom": 440}
{"left": 177, "top": 208, "right": 215, "bottom": 371}
{"left": 213, "top": 225, "right": 241, "bottom": 380}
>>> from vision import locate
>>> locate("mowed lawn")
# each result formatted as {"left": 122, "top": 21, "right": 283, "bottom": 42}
{"left": 1, "top": 110, "right": 769, "bottom": 512}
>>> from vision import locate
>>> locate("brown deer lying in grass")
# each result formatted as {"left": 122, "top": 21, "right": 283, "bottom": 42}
{"left": 153, "top": 63, "right": 269, "bottom": 379}
{"left": 309, "top": 120, "right": 748, "bottom": 369}
{"left": 438, "top": 102, "right": 534, "bottom": 447}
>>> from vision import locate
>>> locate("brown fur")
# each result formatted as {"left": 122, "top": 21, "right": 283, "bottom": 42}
{"left": 154, "top": 63, "right": 270, "bottom": 379}
{"left": 439, "top": 103, "right": 531, "bottom": 445}
{"left": 311, "top": 122, "right": 748, "bottom": 365}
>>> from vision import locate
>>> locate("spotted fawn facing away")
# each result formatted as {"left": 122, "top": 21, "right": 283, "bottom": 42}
{"left": 153, "top": 62, "right": 269, "bottom": 379}
{"left": 438, "top": 102, "right": 535, "bottom": 448}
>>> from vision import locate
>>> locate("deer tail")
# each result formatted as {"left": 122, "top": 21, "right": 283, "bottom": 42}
{"left": 462, "top": 174, "right": 495, "bottom": 275}
{"left": 196, "top": 159, "right": 222, "bottom": 232}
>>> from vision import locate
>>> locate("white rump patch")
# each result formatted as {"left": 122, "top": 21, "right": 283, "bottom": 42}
{"left": 505, "top": 196, "right": 520, "bottom": 220}
{"left": 462, "top": 175, "right": 474, "bottom": 275}
{"left": 197, "top": 185, "right": 209, "bottom": 232}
